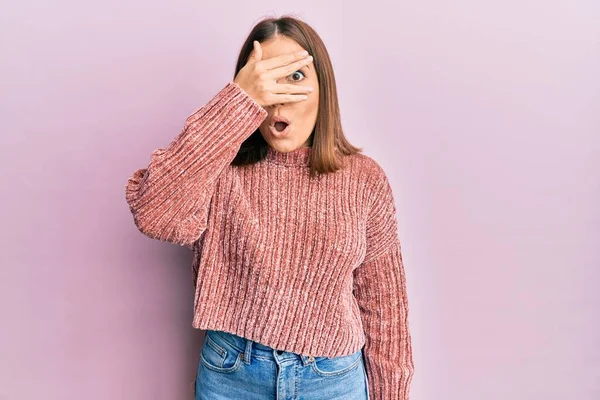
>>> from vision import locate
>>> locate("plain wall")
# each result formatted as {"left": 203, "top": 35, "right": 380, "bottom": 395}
{"left": 1, "top": 1, "right": 598, "bottom": 399}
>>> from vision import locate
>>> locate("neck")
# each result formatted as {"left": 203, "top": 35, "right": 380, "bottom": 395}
{"left": 265, "top": 145, "right": 312, "bottom": 167}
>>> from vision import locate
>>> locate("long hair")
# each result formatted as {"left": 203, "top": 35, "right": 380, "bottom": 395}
{"left": 230, "top": 15, "right": 363, "bottom": 177}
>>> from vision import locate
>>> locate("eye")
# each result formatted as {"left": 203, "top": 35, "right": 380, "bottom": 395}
{"left": 288, "top": 70, "right": 306, "bottom": 82}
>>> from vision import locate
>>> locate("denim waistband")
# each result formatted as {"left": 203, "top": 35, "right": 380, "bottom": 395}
{"left": 206, "top": 329, "right": 349, "bottom": 366}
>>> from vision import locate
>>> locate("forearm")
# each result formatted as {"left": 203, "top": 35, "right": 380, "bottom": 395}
{"left": 125, "top": 82, "right": 267, "bottom": 246}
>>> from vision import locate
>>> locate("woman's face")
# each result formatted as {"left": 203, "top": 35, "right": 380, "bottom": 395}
{"left": 257, "top": 36, "right": 319, "bottom": 152}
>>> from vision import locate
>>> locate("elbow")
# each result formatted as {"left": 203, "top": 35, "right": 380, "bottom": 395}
{"left": 124, "top": 170, "right": 208, "bottom": 246}
{"left": 129, "top": 207, "right": 206, "bottom": 247}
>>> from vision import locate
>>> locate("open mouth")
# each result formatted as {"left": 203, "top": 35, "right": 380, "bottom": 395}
{"left": 274, "top": 121, "right": 289, "bottom": 132}
{"left": 270, "top": 116, "right": 292, "bottom": 136}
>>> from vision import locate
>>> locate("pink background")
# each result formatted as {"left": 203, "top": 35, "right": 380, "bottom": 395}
{"left": 1, "top": 1, "right": 598, "bottom": 399}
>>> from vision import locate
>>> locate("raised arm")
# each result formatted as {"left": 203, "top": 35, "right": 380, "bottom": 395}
{"left": 125, "top": 82, "right": 267, "bottom": 247}
{"left": 352, "top": 166, "right": 415, "bottom": 399}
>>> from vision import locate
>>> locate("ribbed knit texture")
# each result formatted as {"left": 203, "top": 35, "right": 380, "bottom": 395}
{"left": 125, "top": 81, "right": 414, "bottom": 399}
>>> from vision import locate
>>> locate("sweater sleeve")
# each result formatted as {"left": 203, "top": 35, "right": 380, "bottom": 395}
{"left": 352, "top": 166, "right": 415, "bottom": 400}
{"left": 125, "top": 81, "right": 267, "bottom": 248}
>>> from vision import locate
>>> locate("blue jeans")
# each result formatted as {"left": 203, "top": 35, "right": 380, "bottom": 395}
{"left": 194, "top": 329, "right": 369, "bottom": 399}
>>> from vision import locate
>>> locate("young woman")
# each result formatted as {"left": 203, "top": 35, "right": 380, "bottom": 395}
{"left": 125, "top": 15, "right": 414, "bottom": 400}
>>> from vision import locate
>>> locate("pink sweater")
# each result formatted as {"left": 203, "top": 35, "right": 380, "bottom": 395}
{"left": 125, "top": 81, "right": 414, "bottom": 399}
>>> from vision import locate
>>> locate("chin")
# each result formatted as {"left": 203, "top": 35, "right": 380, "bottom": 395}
{"left": 269, "top": 141, "right": 296, "bottom": 152}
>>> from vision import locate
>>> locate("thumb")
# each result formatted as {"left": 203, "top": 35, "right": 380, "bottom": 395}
{"left": 249, "top": 40, "right": 262, "bottom": 63}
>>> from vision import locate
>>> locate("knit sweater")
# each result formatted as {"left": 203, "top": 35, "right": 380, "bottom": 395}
{"left": 125, "top": 81, "right": 414, "bottom": 399}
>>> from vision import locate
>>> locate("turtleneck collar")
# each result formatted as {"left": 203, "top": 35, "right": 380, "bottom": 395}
{"left": 265, "top": 145, "right": 312, "bottom": 167}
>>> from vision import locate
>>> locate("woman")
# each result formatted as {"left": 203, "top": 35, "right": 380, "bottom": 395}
{"left": 125, "top": 16, "right": 414, "bottom": 400}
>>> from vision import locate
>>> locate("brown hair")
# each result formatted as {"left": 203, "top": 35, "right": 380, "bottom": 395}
{"left": 230, "top": 15, "right": 363, "bottom": 177}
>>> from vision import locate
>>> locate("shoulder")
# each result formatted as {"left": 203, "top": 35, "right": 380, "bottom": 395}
{"left": 343, "top": 152, "right": 398, "bottom": 219}
{"left": 343, "top": 151, "right": 390, "bottom": 189}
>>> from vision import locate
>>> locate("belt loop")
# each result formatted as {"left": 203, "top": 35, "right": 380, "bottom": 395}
{"left": 243, "top": 337, "right": 253, "bottom": 365}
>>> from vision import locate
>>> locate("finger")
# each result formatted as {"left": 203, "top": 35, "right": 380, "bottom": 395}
{"left": 268, "top": 93, "right": 309, "bottom": 104}
{"left": 255, "top": 41, "right": 262, "bottom": 61}
{"left": 271, "top": 83, "right": 314, "bottom": 94}
{"left": 266, "top": 56, "right": 313, "bottom": 80}
{"left": 249, "top": 40, "right": 262, "bottom": 62}
{"left": 260, "top": 49, "right": 310, "bottom": 71}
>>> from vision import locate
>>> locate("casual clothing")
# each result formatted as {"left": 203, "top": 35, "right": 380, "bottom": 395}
{"left": 125, "top": 81, "right": 414, "bottom": 399}
{"left": 195, "top": 329, "right": 368, "bottom": 399}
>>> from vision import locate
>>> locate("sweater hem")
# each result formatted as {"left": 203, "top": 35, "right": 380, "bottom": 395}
{"left": 191, "top": 319, "right": 366, "bottom": 358}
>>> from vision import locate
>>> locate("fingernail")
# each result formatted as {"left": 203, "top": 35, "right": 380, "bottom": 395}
{"left": 300, "top": 50, "right": 309, "bottom": 56}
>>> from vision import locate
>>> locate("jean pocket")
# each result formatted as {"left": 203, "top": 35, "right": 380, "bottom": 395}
{"left": 311, "top": 349, "right": 363, "bottom": 377}
{"left": 200, "top": 330, "right": 243, "bottom": 374}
